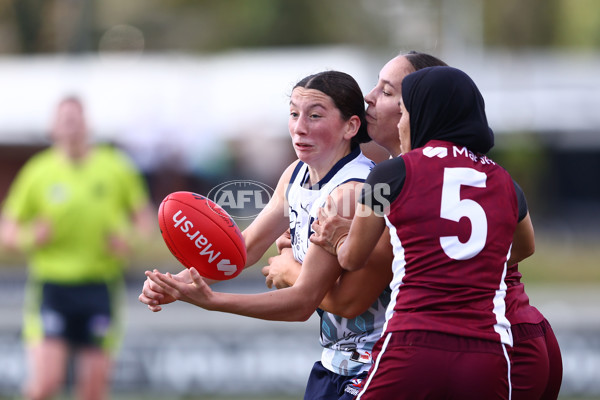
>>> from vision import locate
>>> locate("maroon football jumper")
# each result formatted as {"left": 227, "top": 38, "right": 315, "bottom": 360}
{"left": 357, "top": 141, "right": 515, "bottom": 400}
{"left": 350, "top": 65, "right": 563, "bottom": 399}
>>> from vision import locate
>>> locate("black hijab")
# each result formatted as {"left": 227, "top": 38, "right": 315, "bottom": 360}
{"left": 402, "top": 66, "right": 494, "bottom": 154}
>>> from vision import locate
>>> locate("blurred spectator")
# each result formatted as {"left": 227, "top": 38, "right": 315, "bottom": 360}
{"left": 0, "top": 96, "right": 154, "bottom": 400}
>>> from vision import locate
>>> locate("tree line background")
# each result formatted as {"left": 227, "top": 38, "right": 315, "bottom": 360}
{"left": 2, "top": 0, "right": 600, "bottom": 54}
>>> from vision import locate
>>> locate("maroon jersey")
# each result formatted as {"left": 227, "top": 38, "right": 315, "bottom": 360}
{"left": 364, "top": 140, "right": 518, "bottom": 345}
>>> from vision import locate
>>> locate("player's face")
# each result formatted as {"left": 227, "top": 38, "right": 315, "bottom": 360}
{"left": 289, "top": 87, "right": 353, "bottom": 170}
{"left": 53, "top": 100, "right": 87, "bottom": 147}
{"left": 365, "top": 56, "right": 415, "bottom": 157}
{"left": 397, "top": 99, "right": 411, "bottom": 155}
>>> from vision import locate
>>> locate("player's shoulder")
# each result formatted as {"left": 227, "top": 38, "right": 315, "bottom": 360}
{"left": 17, "top": 147, "right": 59, "bottom": 175}
{"left": 370, "top": 156, "right": 405, "bottom": 179}
{"left": 356, "top": 150, "right": 377, "bottom": 167}
{"left": 326, "top": 149, "right": 373, "bottom": 184}
{"left": 27, "top": 146, "right": 56, "bottom": 162}
{"left": 93, "top": 144, "right": 137, "bottom": 169}
{"left": 281, "top": 159, "right": 304, "bottom": 183}
{"left": 93, "top": 143, "right": 127, "bottom": 159}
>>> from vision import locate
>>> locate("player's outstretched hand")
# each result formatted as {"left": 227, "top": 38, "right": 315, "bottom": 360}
{"left": 310, "top": 198, "right": 352, "bottom": 256}
{"left": 275, "top": 229, "right": 292, "bottom": 253}
{"left": 139, "top": 268, "right": 191, "bottom": 312}
{"left": 144, "top": 268, "right": 214, "bottom": 310}
{"left": 262, "top": 248, "right": 299, "bottom": 289}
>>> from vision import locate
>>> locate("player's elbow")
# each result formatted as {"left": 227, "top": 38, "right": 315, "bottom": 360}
{"left": 510, "top": 242, "right": 535, "bottom": 266}
{"left": 335, "top": 304, "right": 364, "bottom": 319}
{"left": 297, "top": 311, "right": 314, "bottom": 322}
{"left": 524, "top": 243, "right": 535, "bottom": 259}
{"left": 289, "top": 304, "right": 316, "bottom": 322}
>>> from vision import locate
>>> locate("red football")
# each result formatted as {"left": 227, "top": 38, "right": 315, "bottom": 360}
{"left": 158, "top": 191, "right": 246, "bottom": 280}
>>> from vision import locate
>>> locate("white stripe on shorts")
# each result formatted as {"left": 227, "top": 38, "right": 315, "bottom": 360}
{"left": 502, "top": 343, "right": 512, "bottom": 400}
{"left": 356, "top": 331, "right": 392, "bottom": 400}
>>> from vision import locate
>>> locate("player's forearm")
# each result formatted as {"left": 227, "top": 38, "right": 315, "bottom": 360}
{"left": 241, "top": 212, "right": 288, "bottom": 268}
{"left": 243, "top": 234, "right": 274, "bottom": 268}
{"left": 320, "top": 236, "right": 393, "bottom": 318}
{"left": 338, "top": 211, "right": 386, "bottom": 272}
{"left": 319, "top": 270, "right": 385, "bottom": 318}
{"left": 206, "top": 287, "right": 318, "bottom": 322}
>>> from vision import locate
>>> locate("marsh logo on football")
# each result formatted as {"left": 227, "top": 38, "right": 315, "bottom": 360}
{"left": 207, "top": 180, "right": 274, "bottom": 220}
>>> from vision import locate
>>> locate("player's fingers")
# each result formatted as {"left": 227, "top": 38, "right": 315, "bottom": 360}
{"left": 147, "top": 304, "right": 162, "bottom": 312}
{"left": 323, "top": 195, "right": 337, "bottom": 217}
{"left": 261, "top": 265, "right": 270, "bottom": 277}
{"left": 143, "top": 278, "right": 163, "bottom": 299}
{"left": 145, "top": 271, "right": 166, "bottom": 288}
{"left": 145, "top": 269, "right": 163, "bottom": 279}
{"left": 189, "top": 268, "right": 203, "bottom": 288}
{"left": 274, "top": 280, "right": 288, "bottom": 289}
{"left": 172, "top": 270, "right": 188, "bottom": 283}
{"left": 311, "top": 219, "right": 322, "bottom": 236}
{"left": 310, "top": 229, "right": 325, "bottom": 245}
{"left": 148, "top": 271, "right": 180, "bottom": 297}
{"left": 265, "top": 275, "right": 273, "bottom": 289}
{"left": 317, "top": 206, "right": 327, "bottom": 222}
{"left": 275, "top": 234, "right": 291, "bottom": 253}
{"left": 138, "top": 293, "right": 156, "bottom": 306}
{"left": 159, "top": 272, "right": 183, "bottom": 290}
{"left": 309, "top": 237, "right": 322, "bottom": 247}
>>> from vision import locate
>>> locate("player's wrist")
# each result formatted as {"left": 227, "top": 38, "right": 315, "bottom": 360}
{"left": 17, "top": 228, "right": 35, "bottom": 251}
{"left": 333, "top": 232, "right": 348, "bottom": 256}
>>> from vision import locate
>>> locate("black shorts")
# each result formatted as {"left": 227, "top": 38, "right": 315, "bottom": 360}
{"left": 38, "top": 282, "right": 113, "bottom": 348}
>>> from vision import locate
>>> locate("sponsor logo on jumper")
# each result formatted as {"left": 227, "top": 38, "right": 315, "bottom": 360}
{"left": 453, "top": 146, "right": 496, "bottom": 165}
{"left": 423, "top": 146, "right": 448, "bottom": 158}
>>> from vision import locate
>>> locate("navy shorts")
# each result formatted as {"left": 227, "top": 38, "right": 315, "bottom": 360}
{"left": 304, "top": 361, "right": 368, "bottom": 400}
{"left": 39, "top": 282, "right": 113, "bottom": 348}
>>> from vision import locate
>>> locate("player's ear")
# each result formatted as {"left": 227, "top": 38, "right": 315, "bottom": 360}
{"left": 343, "top": 115, "right": 361, "bottom": 140}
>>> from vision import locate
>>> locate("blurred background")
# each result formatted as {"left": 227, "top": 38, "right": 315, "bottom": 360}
{"left": 0, "top": 0, "right": 599, "bottom": 399}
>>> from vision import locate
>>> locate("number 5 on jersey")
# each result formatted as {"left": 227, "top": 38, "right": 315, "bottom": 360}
{"left": 439, "top": 167, "right": 487, "bottom": 260}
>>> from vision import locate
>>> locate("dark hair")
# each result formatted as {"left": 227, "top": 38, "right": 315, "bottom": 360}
{"left": 404, "top": 51, "right": 448, "bottom": 71}
{"left": 293, "top": 71, "right": 371, "bottom": 145}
